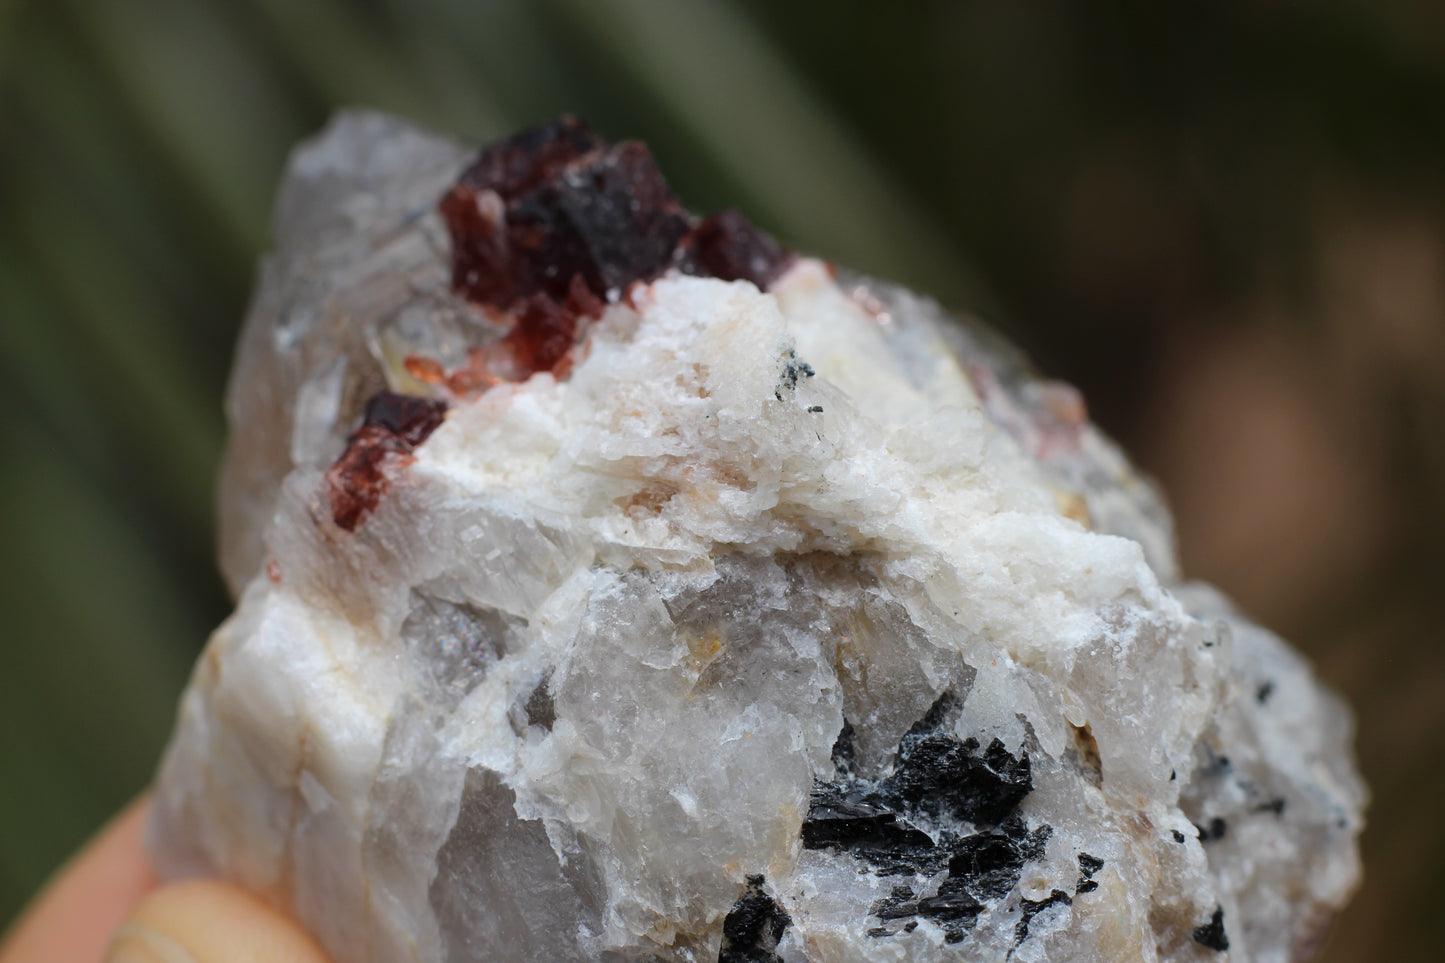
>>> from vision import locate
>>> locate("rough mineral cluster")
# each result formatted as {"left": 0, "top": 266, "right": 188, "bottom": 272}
{"left": 149, "top": 113, "right": 1365, "bottom": 963}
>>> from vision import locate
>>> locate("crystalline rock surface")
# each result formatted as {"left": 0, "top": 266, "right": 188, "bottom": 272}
{"left": 149, "top": 113, "right": 1365, "bottom": 963}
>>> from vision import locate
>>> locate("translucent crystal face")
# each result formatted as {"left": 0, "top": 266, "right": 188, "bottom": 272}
{"left": 151, "top": 113, "right": 1364, "bottom": 963}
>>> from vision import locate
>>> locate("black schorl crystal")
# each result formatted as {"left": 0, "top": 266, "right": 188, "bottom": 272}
{"left": 1015, "top": 889, "right": 1073, "bottom": 946}
{"left": 1076, "top": 852, "right": 1105, "bottom": 894}
{"left": 1192, "top": 905, "right": 1230, "bottom": 952}
{"left": 800, "top": 787, "right": 942, "bottom": 875}
{"left": 802, "top": 693, "right": 1055, "bottom": 945}
{"left": 1195, "top": 817, "right": 1228, "bottom": 843}
{"left": 717, "top": 875, "right": 791, "bottom": 963}
{"left": 886, "top": 728, "right": 1032, "bottom": 826}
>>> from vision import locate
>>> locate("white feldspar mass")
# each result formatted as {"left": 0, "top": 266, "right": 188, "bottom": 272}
{"left": 149, "top": 112, "right": 1365, "bottom": 963}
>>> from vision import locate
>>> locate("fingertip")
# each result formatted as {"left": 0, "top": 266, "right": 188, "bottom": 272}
{"left": 106, "top": 880, "right": 332, "bottom": 963}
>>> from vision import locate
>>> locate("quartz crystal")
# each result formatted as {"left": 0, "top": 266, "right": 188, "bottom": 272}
{"left": 150, "top": 112, "right": 1366, "bottom": 963}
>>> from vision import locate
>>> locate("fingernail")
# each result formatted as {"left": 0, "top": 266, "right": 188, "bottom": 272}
{"left": 106, "top": 921, "right": 199, "bottom": 963}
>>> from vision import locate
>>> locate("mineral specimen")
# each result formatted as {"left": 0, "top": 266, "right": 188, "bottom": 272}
{"left": 149, "top": 112, "right": 1365, "bottom": 963}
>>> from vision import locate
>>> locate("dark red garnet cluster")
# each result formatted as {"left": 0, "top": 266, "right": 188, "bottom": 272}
{"left": 328, "top": 118, "right": 794, "bottom": 533}
{"left": 438, "top": 116, "right": 793, "bottom": 379}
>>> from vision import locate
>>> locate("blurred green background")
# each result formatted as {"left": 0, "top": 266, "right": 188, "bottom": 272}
{"left": 2, "top": 1, "right": 1442, "bottom": 959}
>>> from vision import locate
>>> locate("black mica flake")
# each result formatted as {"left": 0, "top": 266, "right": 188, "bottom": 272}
{"left": 1192, "top": 905, "right": 1230, "bottom": 952}
{"left": 804, "top": 694, "right": 1056, "bottom": 946}
{"left": 717, "top": 875, "right": 791, "bottom": 963}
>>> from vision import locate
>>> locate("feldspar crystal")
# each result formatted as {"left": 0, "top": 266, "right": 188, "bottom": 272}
{"left": 150, "top": 112, "right": 1366, "bottom": 963}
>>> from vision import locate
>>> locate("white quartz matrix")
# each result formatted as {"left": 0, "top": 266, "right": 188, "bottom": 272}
{"left": 149, "top": 112, "right": 1365, "bottom": 963}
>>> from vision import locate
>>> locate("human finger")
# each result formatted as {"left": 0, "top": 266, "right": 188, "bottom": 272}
{"left": 0, "top": 795, "right": 156, "bottom": 963}
{"left": 105, "top": 878, "right": 333, "bottom": 963}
